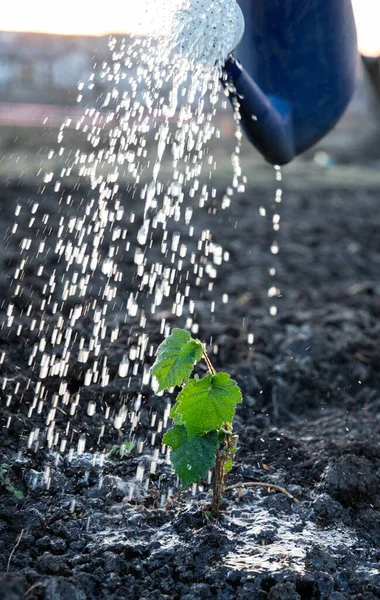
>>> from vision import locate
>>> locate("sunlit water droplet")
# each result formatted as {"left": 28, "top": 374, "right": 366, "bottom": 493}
{"left": 2, "top": 1, "right": 250, "bottom": 499}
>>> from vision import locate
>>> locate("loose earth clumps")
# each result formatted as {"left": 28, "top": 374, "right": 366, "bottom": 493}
{"left": 0, "top": 178, "right": 380, "bottom": 599}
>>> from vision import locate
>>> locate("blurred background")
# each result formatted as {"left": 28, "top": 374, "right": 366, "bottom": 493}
{"left": 0, "top": 0, "right": 379, "bottom": 185}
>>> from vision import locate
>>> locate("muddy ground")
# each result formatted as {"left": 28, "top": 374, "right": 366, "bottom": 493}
{"left": 0, "top": 165, "right": 379, "bottom": 599}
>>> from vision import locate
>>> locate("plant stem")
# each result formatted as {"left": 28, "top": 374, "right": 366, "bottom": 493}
{"left": 201, "top": 349, "right": 238, "bottom": 516}
{"left": 210, "top": 430, "right": 235, "bottom": 516}
{"left": 210, "top": 448, "right": 225, "bottom": 516}
{"left": 203, "top": 349, "right": 216, "bottom": 376}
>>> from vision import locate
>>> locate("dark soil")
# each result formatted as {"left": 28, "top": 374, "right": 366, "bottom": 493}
{"left": 0, "top": 173, "right": 379, "bottom": 600}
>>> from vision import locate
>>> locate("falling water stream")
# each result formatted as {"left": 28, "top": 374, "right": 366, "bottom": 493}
{"left": 1, "top": 0, "right": 249, "bottom": 496}
{"left": 2, "top": 5, "right": 380, "bottom": 588}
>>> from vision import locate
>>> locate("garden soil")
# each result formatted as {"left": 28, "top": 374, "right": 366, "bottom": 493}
{"left": 0, "top": 170, "right": 379, "bottom": 600}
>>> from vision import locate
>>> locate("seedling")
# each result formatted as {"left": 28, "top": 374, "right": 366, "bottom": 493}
{"left": 106, "top": 440, "right": 135, "bottom": 460}
{"left": 151, "top": 328, "right": 242, "bottom": 515}
{"left": 0, "top": 464, "right": 23, "bottom": 500}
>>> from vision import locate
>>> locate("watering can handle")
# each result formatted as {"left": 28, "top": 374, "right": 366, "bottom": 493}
{"left": 224, "top": 0, "right": 359, "bottom": 165}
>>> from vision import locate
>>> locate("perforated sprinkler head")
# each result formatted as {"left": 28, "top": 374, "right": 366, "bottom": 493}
{"left": 173, "top": 0, "right": 245, "bottom": 66}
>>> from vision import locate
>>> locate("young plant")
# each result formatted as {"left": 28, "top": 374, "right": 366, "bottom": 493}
{"left": 151, "top": 328, "right": 242, "bottom": 515}
{"left": 0, "top": 464, "right": 23, "bottom": 500}
{"left": 106, "top": 440, "right": 135, "bottom": 460}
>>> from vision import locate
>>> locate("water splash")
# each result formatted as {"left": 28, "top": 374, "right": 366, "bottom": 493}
{"left": 225, "top": 506, "right": 364, "bottom": 574}
{"left": 1, "top": 0, "right": 246, "bottom": 477}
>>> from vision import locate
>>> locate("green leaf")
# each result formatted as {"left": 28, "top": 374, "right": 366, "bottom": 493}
{"left": 163, "top": 424, "right": 218, "bottom": 488}
{"left": 8, "top": 487, "right": 23, "bottom": 499}
{"left": 162, "top": 423, "right": 188, "bottom": 450}
{"left": 106, "top": 440, "right": 135, "bottom": 459}
{"left": 120, "top": 441, "right": 135, "bottom": 457}
{"left": 169, "top": 402, "right": 182, "bottom": 424}
{"left": 172, "top": 372, "right": 242, "bottom": 437}
{"left": 151, "top": 329, "right": 203, "bottom": 392}
{"left": 224, "top": 459, "right": 233, "bottom": 473}
{"left": 217, "top": 430, "right": 227, "bottom": 443}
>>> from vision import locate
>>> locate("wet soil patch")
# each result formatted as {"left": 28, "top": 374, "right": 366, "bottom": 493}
{"left": 0, "top": 177, "right": 379, "bottom": 599}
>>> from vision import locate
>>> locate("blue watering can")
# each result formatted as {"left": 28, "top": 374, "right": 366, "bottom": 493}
{"left": 224, "top": 0, "right": 359, "bottom": 165}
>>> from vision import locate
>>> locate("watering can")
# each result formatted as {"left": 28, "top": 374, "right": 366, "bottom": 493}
{"left": 177, "top": 0, "right": 358, "bottom": 165}
{"left": 224, "top": 0, "right": 359, "bottom": 164}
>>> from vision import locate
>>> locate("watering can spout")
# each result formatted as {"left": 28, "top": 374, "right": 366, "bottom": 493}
{"left": 224, "top": 0, "right": 359, "bottom": 165}
{"left": 224, "top": 55, "right": 296, "bottom": 165}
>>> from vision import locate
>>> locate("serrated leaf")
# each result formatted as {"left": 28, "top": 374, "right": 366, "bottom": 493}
{"left": 162, "top": 423, "right": 188, "bottom": 450}
{"left": 173, "top": 372, "right": 242, "bottom": 437}
{"left": 151, "top": 329, "right": 203, "bottom": 392}
{"left": 168, "top": 401, "right": 183, "bottom": 424}
{"left": 163, "top": 424, "right": 218, "bottom": 488}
